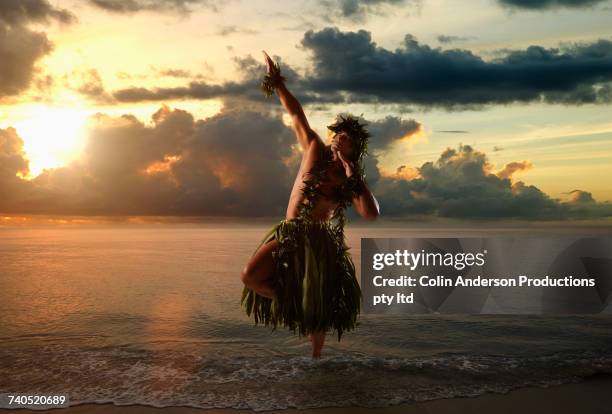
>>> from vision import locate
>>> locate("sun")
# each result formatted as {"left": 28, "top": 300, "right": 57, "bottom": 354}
{"left": 5, "top": 100, "right": 223, "bottom": 179}
{"left": 13, "top": 106, "right": 90, "bottom": 178}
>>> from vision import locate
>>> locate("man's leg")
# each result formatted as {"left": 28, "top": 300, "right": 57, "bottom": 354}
{"left": 309, "top": 331, "right": 326, "bottom": 358}
{"left": 241, "top": 239, "right": 278, "bottom": 299}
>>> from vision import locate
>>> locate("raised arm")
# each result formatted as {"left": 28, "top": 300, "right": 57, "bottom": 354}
{"left": 263, "top": 51, "right": 321, "bottom": 151}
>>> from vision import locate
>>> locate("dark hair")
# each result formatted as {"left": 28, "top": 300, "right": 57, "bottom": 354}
{"left": 327, "top": 114, "right": 370, "bottom": 175}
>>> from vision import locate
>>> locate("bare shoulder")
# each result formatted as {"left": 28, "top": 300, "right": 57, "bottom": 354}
{"left": 299, "top": 138, "right": 326, "bottom": 178}
{"left": 305, "top": 135, "right": 326, "bottom": 159}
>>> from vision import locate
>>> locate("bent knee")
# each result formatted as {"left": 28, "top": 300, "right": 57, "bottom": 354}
{"left": 241, "top": 264, "right": 262, "bottom": 287}
{"left": 240, "top": 266, "right": 252, "bottom": 285}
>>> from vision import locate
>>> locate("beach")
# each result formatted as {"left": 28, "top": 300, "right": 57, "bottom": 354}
{"left": 1, "top": 223, "right": 611, "bottom": 412}
{"left": 3, "top": 375, "right": 611, "bottom": 413}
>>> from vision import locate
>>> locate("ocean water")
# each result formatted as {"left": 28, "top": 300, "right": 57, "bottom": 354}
{"left": 1, "top": 223, "right": 611, "bottom": 411}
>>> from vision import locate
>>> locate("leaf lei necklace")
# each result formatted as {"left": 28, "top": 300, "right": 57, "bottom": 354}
{"left": 297, "top": 146, "right": 355, "bottom": 235}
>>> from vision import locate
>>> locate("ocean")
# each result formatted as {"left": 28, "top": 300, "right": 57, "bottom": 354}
{"left": 1, "top": 223, "right": 611, "bottom": 411}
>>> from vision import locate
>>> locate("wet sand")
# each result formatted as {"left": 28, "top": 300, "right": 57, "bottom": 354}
{"left": 3, "top": 375, "right": 611, "bottom": 414}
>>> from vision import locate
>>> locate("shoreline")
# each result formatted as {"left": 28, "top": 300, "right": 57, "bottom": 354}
{"left": 4, "top": 374, "right": 611, "bottom": 414}
{"left": 1, "top": 214, "right": 612, "bottom": 229}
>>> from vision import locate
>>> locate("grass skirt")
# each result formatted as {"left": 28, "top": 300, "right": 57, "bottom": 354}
{"left": 241, "top": 218, "right": 361, "bottom": 341}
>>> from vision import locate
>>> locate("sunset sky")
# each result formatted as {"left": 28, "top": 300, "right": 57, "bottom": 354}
{"left": 1, "top": 0, "right": 612, "bottom": 220}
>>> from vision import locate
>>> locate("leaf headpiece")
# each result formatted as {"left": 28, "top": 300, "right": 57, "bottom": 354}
{"left": 327, "top": 114, "right": 370, "bottom": 175}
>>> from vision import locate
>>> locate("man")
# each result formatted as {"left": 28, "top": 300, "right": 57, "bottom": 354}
{"left": 241, "top": 51, "right": 380, "bottom": 358}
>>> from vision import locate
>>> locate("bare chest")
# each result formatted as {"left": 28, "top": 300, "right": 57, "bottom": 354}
{"left": 286, "top": 147, "right": 346, "bottom": 219}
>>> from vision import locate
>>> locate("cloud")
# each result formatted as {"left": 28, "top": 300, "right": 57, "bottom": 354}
{"left": 0, "top": 0, "right": 75, "bottom": 25}
{"left": 216, "top": 25, "right": 258, "bottom": 36}
{"left": 496, "top": 160, "right": 533, "bottom": 179}
{"left": 497, "top": 0, "right": 607, "bottom": 10}
{"left": 1, "top": 106, "right": 296, "bottom": 216}
{"left": 111, "top": 54, "right": 263, "bottom": 103}
{"left": 116, "top": 66, "right": 212, "bottom": 83}
{"left": 111, "top": 54, "right": 340, "bottom": 105}
{"left": 64, "top": 68, "right": 107, "bottom": 100}
{"left": 0, "top": 24, "right": 53, "bottom": 98}
{"left": 0, "top": 128, "right": 30, "bottom": 178}
{"left": 366, "top": 115, "right": 422, "bottom": 151}
{"left": 2, "top": 112, "right": 612, "bottom": 220}
{"left": 437, "top": 34, "right": 474, "bottom": 44}
{"left": 112, "top": 80, "right": 260, "bottom": 103}
{"left": 299, "top": 27, "right": 612, "bottom": 108}
{"left": 0, "top": 128, "right": 34, "bottom": 213}
{"left": 566, "top": 189, "right": 595, "bottom": 203}
{"left": 369, "top": 144, "right": 612, "bottom": 219}
{"left": 0, "top": 0, "right": 73, "bottom": 99}
{"left": 87, "top": 0, "right": 222, "bottom": 14}
{"left": 318, "top": 0, "right": 420, "bottom": 22}
{"left": 156, "top": 68, "right": 194, "bottom": 78}
{"left": 110, "top": 28, "right": 612, "bottom": 110}
{"left": 389, "top": 164, "right": 419, "bottom": 180}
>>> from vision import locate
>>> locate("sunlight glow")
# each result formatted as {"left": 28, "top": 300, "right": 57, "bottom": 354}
{"left": 144, "top": 155, "right": 181, "bottom": 174}
{"left": 13, "top": 106, "right": 90, "bottom": 178}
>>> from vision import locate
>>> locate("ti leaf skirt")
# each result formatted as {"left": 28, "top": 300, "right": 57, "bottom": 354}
{"left": 241, "top": 218, "right": 361, "bottom": 341}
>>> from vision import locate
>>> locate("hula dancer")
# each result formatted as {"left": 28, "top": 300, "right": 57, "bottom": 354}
{"left": 240, "top": 51, "right": 380, "bottom": 358}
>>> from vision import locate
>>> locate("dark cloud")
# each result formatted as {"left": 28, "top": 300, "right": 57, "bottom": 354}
{"left": 0, "top": 0, "right": 75, "bottom": 25}
{"left": 0, "top": 128, "right": 34, "bottom": 213}
{"left": 497, "top": 0, "right": 607, "bottom": 10}
{"left": 153, "top": 65, "right": 213, "bottom": 79}
{"left": 299, "top": 27, "right": 612, "bottom": 108}
{"left": 2, "top": 113, "right": 611, "bottom": 220}
{"left": 0, "top": 24, "right": 53, "bottom": 98}
{"left": 0, "top": 128, "right": 30, "bottom": 178}
{"left": 157, "top": 68, "right": 194, "bottom": 78}
{"left": 318, "top": 0, "right": 420, "bottom": 22}
{"left": 1, "top": 106, "right": 295, "bottom": 216}
{"left": 110, "top": 28, "right": 612, "bottom": 110}
{"left": 87, "top": 0, "right": 221, "bottom": 14}
{"left": 437, "top": 35, "right": 474, "bottom": 44}
{"left": 366, "top": 115, "right": 422, "bottom": 151}
{"left": 112, "top": 54, "right": 340, "bottom": 105}
{"left": 369, "top": 144, "right": 612, "bottom": 219}
{"left": 0, "top": 0, "right": 73, "bottom": 99}
{"left": 111, "top": 55, "right": 262, "bottom": 103}
{"left": 566, "top": 189, "right": 595, "bottom": 203}
{"left": 113, "top": 80, "right": 259, "bottom": 103}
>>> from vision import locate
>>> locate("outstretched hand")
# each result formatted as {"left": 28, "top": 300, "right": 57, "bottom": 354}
{"left": 262, "top": 50, "right": 275, "bottom": 74}
{"left": 260, "top": 50, "right": 286, "bottom": 98}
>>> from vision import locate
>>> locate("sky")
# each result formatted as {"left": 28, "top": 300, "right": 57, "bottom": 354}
{"left": 1, "top": 0, "right": 612, "bottom": 220}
